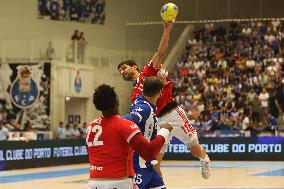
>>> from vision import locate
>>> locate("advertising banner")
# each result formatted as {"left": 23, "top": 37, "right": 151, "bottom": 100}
{"left": 0, "top": 139, "right": 88, "bottom": 170}
{"left": 0, "top": 137, "right": 283, "bottom": 170}
{"left": 164, "top": 137, "right": 284, "bottom": 161}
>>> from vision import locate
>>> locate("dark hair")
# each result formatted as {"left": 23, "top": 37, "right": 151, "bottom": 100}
{"left": 143, "top": 76, "right": 164, "bottom": 97}
{"left": 117, "top": 60, "right": 139, "bottom": 71}
{"left": 93, "top": 84, "right": 118, "bottom": 111}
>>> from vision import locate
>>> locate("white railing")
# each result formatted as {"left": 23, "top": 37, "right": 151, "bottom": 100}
{"left": 0, "top": 38, "right": 153, "bottom": 67}
{"left": 126, "top": 17, "right": 284, "bottom": 26}
{"left": 0, "top": 37, "right": 74, "bottom": 62}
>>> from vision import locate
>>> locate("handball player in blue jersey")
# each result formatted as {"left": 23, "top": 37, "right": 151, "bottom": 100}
{"left": 123, "top": 76, "right": 169, "bottom": 189}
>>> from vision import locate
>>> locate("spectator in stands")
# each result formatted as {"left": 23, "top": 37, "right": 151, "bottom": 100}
{"left": 242, "top": 116, "right": 250, "bottom": 130}
{"left": 79, "top": 32, "right": 86, "bottom": 43}
{"left": 49, "top": 0, "right": 60, "bottom": 20}
{"left": 21, "top": 120, "right": 35, "bottom": 141}
{"left": 267, "top": 113, "right": 278, "bottom": 131}
{"left": 46, "top": 42, "right": 55, "bottom": 60}
{"left": 72, "top": 123, "right": 81, "bottom": 138}
{"left": 171, "top": 20, "right": 284, "bottom": 135}
{"left": 272, "top": 19, "right": 281, "bottom": 31}
{"left": 69, "top": 2, "right": 79, "bottom": 21}
{"left": 269, "top": 89, "right": 280, "bottom": 119}
{"left": 38, "top": 0, "right": 49, "bottom": 17}
{"left": 65, "top": 124, "right": 73, "bottom": 138}
{"left": 71, "top": 30, "right": 80, "bottom": 41}
{"left": 71, "top": 30, "right": 80, "bottom": 61}
{"left": 210, "top": 108, "right": 220, "bottom": 131}
{"left": 203, "top": 115, "right": 213, "bottom": 132}
{"left": 230, "top": 107, "right": 242, "bottom": 130}
{"left": 23, "top": 121, "right": 33, "bottom": 132}
{"left": 276, "top": 79, "right": 284, "bottom": 130}
{"left": 0, "top": 111, "right": 8, "bottom": 126}
{"left": 276, "top": 80, "right": 284, "bottom": 109}
{"left": 91, "top": 0, "right": 105, "bottom": 24}
{"left": 0, "top": 121, "right": 9, "bottom": 141}
{"left": 78, "top": 32, "right": 87, "bottom": 64}
{"left": 242, "top": 25, "right": 252, "bottom": 36}
{"left": 259, "top": 88, "right": 269, "bottom": 124}
{"left": 219, "top": 111, "right": 231, "bottom": 130}
{"left": 13, "top": 122, "right": 22, "bottom": 131}
{"left": 251, "top": 95, "right": 261, "bottom": 126}
{"left": 56, "top": 121, "right": 66, "bottom": 139}
{"left": 38, "top": 0, "right": 105, "bottom": 25}
{"left": 80, "top": 122, "right": 87, "bottom": 137}
{"left": 247, "top": 89, "right": 256, "bottom": 102}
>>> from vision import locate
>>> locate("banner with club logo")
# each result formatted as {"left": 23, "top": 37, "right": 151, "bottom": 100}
{"left": 0, "top": 62, "right": 51, "bottom": 130}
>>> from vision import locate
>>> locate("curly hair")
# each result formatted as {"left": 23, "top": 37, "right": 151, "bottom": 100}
{"left": 93, "top": 84, "right": 118, "bottom": 111}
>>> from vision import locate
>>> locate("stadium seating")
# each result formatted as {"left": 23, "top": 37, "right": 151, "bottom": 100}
{"left": 171, "top": 20, "right": 284, "bottom": 136}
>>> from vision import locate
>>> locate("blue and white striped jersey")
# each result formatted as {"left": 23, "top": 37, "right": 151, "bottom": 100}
{"left": 123, "top": 95, "right": 158, "bottom": 168}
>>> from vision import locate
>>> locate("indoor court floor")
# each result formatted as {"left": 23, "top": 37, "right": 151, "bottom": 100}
{"left": 0, "top": 161, "right": 284, "bottom": 189}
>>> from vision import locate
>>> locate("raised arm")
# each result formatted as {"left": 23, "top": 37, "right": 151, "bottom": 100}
{"left": 151, "top": 21, "right": 174, "bottom": 68}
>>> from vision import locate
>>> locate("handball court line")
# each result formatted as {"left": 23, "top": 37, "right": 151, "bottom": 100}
{"left": 1, "top": 162, "right": 284, "bottom": 184}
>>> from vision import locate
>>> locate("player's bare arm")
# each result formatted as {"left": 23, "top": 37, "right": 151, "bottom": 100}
{"left": 154, "top": 153, "right": 164, "bottom": 178}
{"left": 152, "top": 21, "right": 174, "bottom": 68}
{"left": 153, "top": 123, "right": 172, "bottom": 178}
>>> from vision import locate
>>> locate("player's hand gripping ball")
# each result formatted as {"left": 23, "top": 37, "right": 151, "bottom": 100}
{"left": 160, "top": 3, "right": 178, "bottom": 21}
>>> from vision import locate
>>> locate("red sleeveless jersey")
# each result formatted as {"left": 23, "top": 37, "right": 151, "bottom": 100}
{"left": 131, "top": 62, "right": 175, "bottom": 116}
{"left": 86, "top": 115, "right": 140, "bottom": 179}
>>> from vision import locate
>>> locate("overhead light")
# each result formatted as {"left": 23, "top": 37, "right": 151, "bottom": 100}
{"left": 65, "top": 96, "right": 71, "bottom": 102}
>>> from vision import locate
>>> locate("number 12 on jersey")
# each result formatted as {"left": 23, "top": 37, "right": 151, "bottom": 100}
{"left": 86, "top": 125, "right": 104, "bottom": 147}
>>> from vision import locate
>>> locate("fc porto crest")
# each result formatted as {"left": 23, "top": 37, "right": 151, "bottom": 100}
{"left": 10, "top": 66, "right": 39, "bottom": 109}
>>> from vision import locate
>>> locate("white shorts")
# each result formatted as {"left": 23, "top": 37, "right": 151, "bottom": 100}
{"left": 158, "top": 106, "right": 198, "bottom": 148}
{"left": 87, "top": 178, "right": 137, "bottom": 189}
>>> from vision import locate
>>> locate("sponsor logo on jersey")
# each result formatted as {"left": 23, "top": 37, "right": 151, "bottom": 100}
{"left": 130, "top": 124, "right": 139, "bottom": 129}
{"left": 134, "top": 107, "right": 143, "bottom": 112}
{"left": 90, "top": 165, "right": 103, "bottom": 171}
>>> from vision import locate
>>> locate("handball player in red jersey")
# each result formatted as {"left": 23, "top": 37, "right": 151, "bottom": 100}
{"left": 86, "top": 84, "right": 172, "bottom": 189}
{"left": 117, "top": 21, "right": 211, "bottom": 179}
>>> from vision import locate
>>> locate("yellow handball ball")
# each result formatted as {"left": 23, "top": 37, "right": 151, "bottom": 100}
{"left": 160, "top": 3, "right": 178, "bottom": 21}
